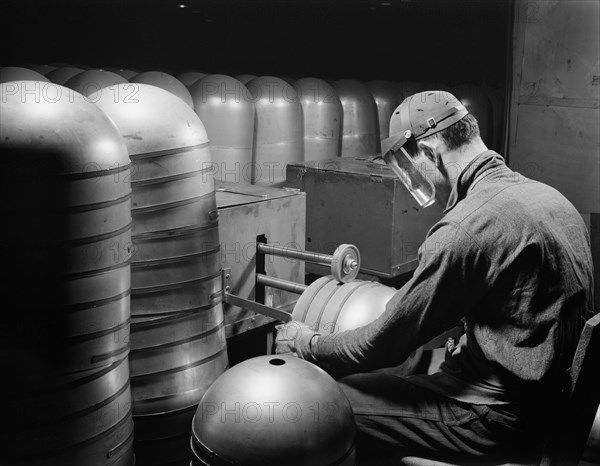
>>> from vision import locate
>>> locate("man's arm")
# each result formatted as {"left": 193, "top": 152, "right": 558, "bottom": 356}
{"left": 295, "top": 220, "right": 491, "bottom": 374}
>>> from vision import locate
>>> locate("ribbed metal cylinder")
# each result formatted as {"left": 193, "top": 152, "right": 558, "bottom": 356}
{"left": 246, "top": 76, "right": 303, "bottom": 187}
{"left": 46, "top": 66, "right": 85, "bottom": 85}
{"left": 94, "top": 83, "right": 229, "bottom": 465}
{"left": 0, "top": 82, "right": 134, "bottom": 466}
{"left": 366, "top": 80, "right": 404, "bottom": 140}
{"left": 292, "top": 276, "right": 423, "bottom": 375}
{"left": 294, "top": 77, "right": 343, "bottom": 161}
{"left": 453, "top": 84, "right": 493, "bottom": 146}
{"left": 333, "top": 79, "right": 379, "bottom": 157}
{"left": 0, "top": 66, "right": 50, "bottom": 83}
{"left": 191, "top": 74, "right": 255, "bottom": 184}
{"left": 64, "top": 69, "right": 129, "bottom": 97}
{"left": 131, "top": 71, "right": 194, "bottom": 108}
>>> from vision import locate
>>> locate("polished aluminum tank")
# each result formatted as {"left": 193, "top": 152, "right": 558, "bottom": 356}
{"left": 191, "top": 355, "right": 356, "bottom": 466}
{"left": 131, "top": 71, "right": 194, "bottom": 108}
{"left": 64, "top": 69, "right": 129, "bottom": 96}
{"left": 104, "top": 67, "right": 139, "bottom": 80}
{"left": 246, "top": 76, "right": 303, "bottom": 186}
{"left": 292, "top": 276, "right": 423, "bottom": 375}
{"left": 178, "top": 71, "right": 207, "bottom": 88}
{"left": 191, "top": 74, "right": 255, "bottom": 184}
{"left": 366, "top": 80, "right": 404, "bottom": 140}
{"left": 294, "top": 77, "right": 343, "bottom": 161}
{"left": 0, "top": 82, "right": 134, "bottom": 465}
{"left": 235, "top": 73, "right": 257, "bottom": 85}
{"left": 453, "top": 84, "right": 492, "bottom": 145}
{"left": 93, "top": 83, "right": 228, "bottom": 465}
{"left": 0, "top": 66, "right": 50, "bottom": 83}
{"left": 333, "top": 79, "right": 379, "bottom": 157}
{"left": 27, "top": 64, "right": 57, "bottom": 75}
{"left": 46, "top": 66, "right": 85, "bottom": 85}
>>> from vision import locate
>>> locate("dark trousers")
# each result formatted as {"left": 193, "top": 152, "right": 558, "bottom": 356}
{"left": 337, "top": 371, "right": 548, "bottom": 465}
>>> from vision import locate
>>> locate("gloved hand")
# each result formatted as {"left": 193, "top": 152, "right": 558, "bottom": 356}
{"left": 274, "top": 321, "right": 319, "bottom": 361}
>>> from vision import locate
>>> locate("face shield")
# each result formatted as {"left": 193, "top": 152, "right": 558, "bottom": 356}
{"left": 381, "top": 130, "right": 436, "bottom": 208}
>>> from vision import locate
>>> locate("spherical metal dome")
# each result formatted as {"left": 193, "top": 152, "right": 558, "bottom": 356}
{"left": 178, "top": 71, "right": 207, "bottom": 88}
{"left": 192, "top": 355, "right": 356, "bottom": 466}
{"left": 0, "top": 66, "right": 50, "bottom": 83}
{"left": 64, "top": 69, "right": 129, "bottom": 96}
{"left": 294, "top": 77, "right": 343, "bottom": 161}
{"left": 46, "top": 66, "right": 85, "bottom": 85}
{"left": 366, "top": 80, "right": 404, "bottom": 140}
{"left": 104, "top": 67, "right": 139, "bottom": 80}
{"left": 235, "top": 74, "right": 257, "bottom": 85}
{"left": 333, "top": 79, "right": 379, "bottom": 157}
{"left": 246, "top": 76, "right": 303, "bottom": 186}
{"left": 191, "top": 74, "right": 255, "bottom": 183}
{"left": 131, "top": 71, "right": 194, "bottom": 108}
{"left": 26, "top": 64, "right": 57, "bottom": 75}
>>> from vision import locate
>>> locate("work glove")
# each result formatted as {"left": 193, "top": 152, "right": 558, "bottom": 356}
{"left": 274, "top": 321, "right": 319, "bottom": 361}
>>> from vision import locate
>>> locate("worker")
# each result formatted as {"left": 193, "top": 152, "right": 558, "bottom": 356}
{"left": 275, "top": 91, "right": 595, "bottom": 464}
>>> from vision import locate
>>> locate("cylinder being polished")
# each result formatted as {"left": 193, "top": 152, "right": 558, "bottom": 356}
{"left": 0, "top": 66, "right": 50, "bottom": 83}
{"left": 191, "top": 355, "right": 356, "bottom": 466}
{"left": 294, "top": 77, "right": 343, "bottom": 161}
{"left": 366, "top": 80, "right": 404, "bottom": 140}
{"left": 0, "top": 81, "right": 134, "bottom": 466}
{"left": 191, "top": 74, "right": 255, "bottom": 184}
{"left": 131, "top": 71, "right": 194, "bottom": 108}
{"left": 246, "top": 76, "right": 303, "bottom": 186}
{"left": 292, "top": 276, "right": 423, "bottom": 375}
{"left": 333, "top": 79, "right": 380, "bottom": 157}
{"left": 93, "top": 83, "right": 228, "bottom": 466}
{"left": 64, "top": 69, "right": 129, "bottom": 96}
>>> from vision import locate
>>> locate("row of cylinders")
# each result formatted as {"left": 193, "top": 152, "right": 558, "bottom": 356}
{"left": 0, "top": 77, "right": 228, "bottom": 466}
{"left": 1, "top": 64, "right": 504, "bottom": 187}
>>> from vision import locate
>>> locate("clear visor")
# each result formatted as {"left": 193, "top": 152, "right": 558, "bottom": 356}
{"left": 381, "top": 133, "right": 436, "bottom": 208}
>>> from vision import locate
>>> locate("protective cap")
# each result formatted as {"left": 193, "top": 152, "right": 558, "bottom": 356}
{"left": 389, "top": 90, "right": 468, "bottom": 141}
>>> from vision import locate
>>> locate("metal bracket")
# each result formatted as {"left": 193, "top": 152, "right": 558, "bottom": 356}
{"left": 221, "top": 268, "right": 292, "bottom": 322}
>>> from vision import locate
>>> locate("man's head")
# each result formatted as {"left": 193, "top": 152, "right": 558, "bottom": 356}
{"left": 388, "top": 91, "right": 488, "bottom": 205}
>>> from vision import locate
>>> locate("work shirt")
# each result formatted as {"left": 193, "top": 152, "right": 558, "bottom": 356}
{"left": 308, "top": 151, "right": 594, "bottom": 405}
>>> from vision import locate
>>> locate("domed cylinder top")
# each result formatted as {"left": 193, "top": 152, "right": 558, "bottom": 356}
{"left": 246, "top": 76, "right": 303, "bottom": 186}
{"left": 294, "top": 77, "right": 343, "bottom": 161}
{"left": 333, "top": 79, "right": 379, "bottom": 157}
{"left": 178, "top": 71, "right": 207, "bottom": 88}
{"left": 46, "top": 66, "right": 85, "bottom": 85}
{"left": 192, "top": 355, "right": 356, "bottom": 466}
{"left": 366, "top": 80, "right": 403, "bottom": 140}
{"left": 27, "top": 64, "right": 57, "bottom": 75}
{"left": 131, "top": 71, "right": 194, "bottom": 108}
{"left": 104, "top": 67, "right": 139, "bottom": 80}
{"left": 64, "top": 70, "right": 129, "bottom": 97}
{"left": 235, "top": 74, "right": 257, "bottom": 85}
{"left": 453, "top": 84, "right": 492, "bottom": 145}
{"left": 0, "top": 66, "right": 50, "bottom": 83}
{"left": 191, "top": 74, "right": 255, "bottom": 184}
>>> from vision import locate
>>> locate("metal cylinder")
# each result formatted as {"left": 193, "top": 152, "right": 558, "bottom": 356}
{"left": 131, "top": 71, "right": 194, "bottom": 108}
{"left": 294, "top": 77, "right": 343, "bottom": 161}
{"left": 235, "top": 74, "right": 256, "bottom": 85}
{"left": 292, "top": 276, "right": 423, "bottom": 375}
{"left": 26, "top": 64, "right": 57, "bottom": 75}
{"left": 190, "top": 74, "right": 255, "bottom": 184}
{"left": 104, "top": 67, "right": 139, "bottom": 80}
{"left": 0, "top": 82, "right": 134, "bottom": 465}
{"left": 46, "top": 66, "right": 85, "bottom": 85}
{"left": 93, "top": 83, "right": 229, "bottom": 465}
{"left": 256, "top": 273, "right": 308, "bottom": 294}
{"left": 191, "top": 355, "right": 356, "bottom": 465}
{"left": 246, "top": 76, "right": 303, "bottom": 187}
{"left": 257, "top": 242, "right": 333, "bottom": 264}
{"left": 178, "top": 71, "right": 207, "bottom": 88}
{"left": 453, "top": 84, "right": 492, "bottom": 146}
{"left": 0, "top": 66, "right": 50, "bottom": 83}
{"left": 333, "top": 79, "right": 380, "bottom": 157}
{"left": 64, "top": 69, "right": 129, "bottom": 96}
{"left": 366, "top": 80, "right": 404, "bottom": 140}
